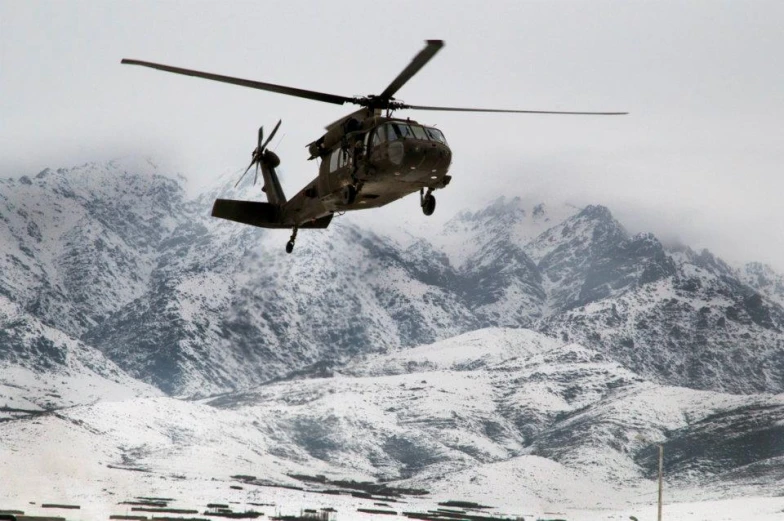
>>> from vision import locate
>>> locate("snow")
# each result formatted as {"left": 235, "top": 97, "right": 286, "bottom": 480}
{"left": 351, "top": 328, "right": 562, "bottom": 376}
{"left": 2, "top": 160, "right": 784, "bottom": 520}
{"left": 570, "top": 496, "right": 784, "bottom": 521}
{"left": 1, "top": 395, "right": 781, "bottom": 520}
{"left": 429, "top": 198, "right": 580, "bottom": 270}
{"left": 0, "top": 363, "right": 159, "bottom": 412}
{"left": 0, "top": 296, "right": 160, "bottom": 415}
{"left": 2, "top": 326, "right": 782, "bottom": 520}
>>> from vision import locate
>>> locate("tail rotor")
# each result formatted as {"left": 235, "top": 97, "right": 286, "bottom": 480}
{"left": 235, "top": 120, "right": 282, "bottom": 188}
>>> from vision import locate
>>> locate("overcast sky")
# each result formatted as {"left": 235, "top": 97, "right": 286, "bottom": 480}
{"left": 2, "top": 1, "right": 783, "bottom": 270}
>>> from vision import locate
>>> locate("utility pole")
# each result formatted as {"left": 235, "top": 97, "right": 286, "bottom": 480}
{"left": 657, "top": 444, "right": 664, "bottom": 521}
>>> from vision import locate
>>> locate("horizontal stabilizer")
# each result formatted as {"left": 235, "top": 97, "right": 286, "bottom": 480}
{"left": 211, "top": 199, "right": 333, "bottom": 229}
{"left": 212, "top": 199, "right": 284, "bottom": 228}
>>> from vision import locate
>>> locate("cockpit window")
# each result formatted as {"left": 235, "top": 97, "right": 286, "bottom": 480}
{"left": 380, "top": 123, "right": 444, "bottom": 143}
{"left": 410, "top": 125, "right": 428, "bottom": 140}
{"left": 425, "top": 127, "right": 447, "bottom": 144}
{"left": 394, "top": 123, "right": 414, "bottom": 139}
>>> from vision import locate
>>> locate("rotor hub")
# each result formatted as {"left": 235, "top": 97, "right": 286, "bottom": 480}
{"left": 353, "top": 95, "right": 407, "bottom": 112}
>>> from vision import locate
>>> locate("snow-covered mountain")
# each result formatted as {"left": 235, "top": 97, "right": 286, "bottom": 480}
{"left": 207, "top": 328, "right": 783, "bottom": 491}
{"left": 2, "top": 328, "right": 781, "bottom": 516}
{"left": 1, "top": 160, "right": 783, "bottom": 398}
{"left": 2, "top": 159, "right": 783, "bottom": 517}
{"left": 0, "top": 294, "right": 160, "bottom": 418}
{"left": 741, "top": 261, "right": 784, "bottom": 308}
{"left": 0, "top": 158, "right": 187, "bottom": 337}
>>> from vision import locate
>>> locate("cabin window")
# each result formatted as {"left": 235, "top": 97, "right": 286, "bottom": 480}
{"left": 329, "top": 149, "right": 350, "bottom": 171}
{"left": 372, "top": 127, "right": 386, "bottom": 147}
{"left": 410, "top": 125, "right": 428, "bottom": 140}
{"left": 329, "top": 149, "right": 340, "bottom": 172}
{"left": 425, "top": 127, "right": 447, "bottom": 144}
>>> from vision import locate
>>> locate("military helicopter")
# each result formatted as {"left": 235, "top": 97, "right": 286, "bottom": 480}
{"left": 122, "top": 40, "right": 626, "bottom": 253}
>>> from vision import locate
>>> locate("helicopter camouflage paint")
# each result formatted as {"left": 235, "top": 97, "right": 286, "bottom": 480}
{"left": 122, "top": 40, "right": 625, "bottom": 253}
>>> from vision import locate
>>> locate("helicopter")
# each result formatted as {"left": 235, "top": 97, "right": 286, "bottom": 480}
{"left": 122, "top": 40, "right": 626, "bottom": 253}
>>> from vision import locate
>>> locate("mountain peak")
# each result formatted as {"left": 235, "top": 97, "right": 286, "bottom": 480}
{"left": 35, "top": 167, "right": 53, "bottom": 179}
{"left": 450, "top": 195, "right": 526, "bottom": 224}
{"left": 741, "top": 261, "right": 784, "bottom": 308}
{"left": 668, "top": 245, "right": 735, "bottom": 277}
{"left": 450, "top": 196, "right": 579, "bottom": 226}
{"left": 577, "top": 204, "right": 614, "bottom": 220}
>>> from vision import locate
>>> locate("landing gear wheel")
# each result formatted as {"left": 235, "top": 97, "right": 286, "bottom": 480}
{"left": 341, "top": 184, "right": 357, "bottom": 205}
{"left": 422, "top": 194, "right": 436, "bottom": 216}
{"left": 285, "top": 241, "right": 294, "bottom": 254}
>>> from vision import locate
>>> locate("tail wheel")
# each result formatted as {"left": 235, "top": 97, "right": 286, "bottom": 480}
{"left": 286, "top": 227, "right": 298, "bottom": 254}
{"left": 422, "top": 194, "right": 436, "bottom": 216}
{"left": 342, "top": 184, "right": 357, "bottom": 205}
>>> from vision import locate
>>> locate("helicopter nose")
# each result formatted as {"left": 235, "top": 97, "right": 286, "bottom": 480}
{"left": 423, "top": 143, "right": 451, "bottom": 172}
{"left": 397, "top": 142, "right": 451, "bottom": 183}
{"left": 404, "top": 142, "right": 449, "bottom": 170}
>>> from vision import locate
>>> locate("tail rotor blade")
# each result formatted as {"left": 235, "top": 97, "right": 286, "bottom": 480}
{"left": 257, "top": 126, "right": 264, "bottom": 149}
{"left": 261, "top": 119, "right": 282, "bottom": 151}
{"left": 234, "top": 160, "right": 255, "bottom": 188}
{"left": 253, "top": 162, "right": 259, "bottom": 186}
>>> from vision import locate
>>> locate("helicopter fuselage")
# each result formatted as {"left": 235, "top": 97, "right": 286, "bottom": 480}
{"left": 280, "top": 116, "right": 452, "bottom": 226}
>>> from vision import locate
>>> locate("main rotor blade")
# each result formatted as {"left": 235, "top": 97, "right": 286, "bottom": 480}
{"left": 261, "top": 120, "right": 282, "bottom": 151}
{"left": 121, "top": 59, "right": 354, "bottom": 105}
{"left": 404, "top": 104, "right": 628, "bottom": 115}
{"left": 378, "top": 40, "right": 444, "bottom": 100}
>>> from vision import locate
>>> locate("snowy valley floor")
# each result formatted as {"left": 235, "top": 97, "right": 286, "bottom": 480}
{"left": 2, "top": 329, "right": 782, "bottom": 520}
{"left": 0, "top": 470, "right": 783, "bottom": 521}
{"left": 1, "top": 392, "right": 782, "bottom": 521}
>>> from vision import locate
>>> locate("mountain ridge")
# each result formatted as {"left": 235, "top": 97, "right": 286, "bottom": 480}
{"left": 1, "top": 160, "right": 782, "bottom": 397}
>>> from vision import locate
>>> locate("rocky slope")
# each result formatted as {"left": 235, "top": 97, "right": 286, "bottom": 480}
{"left": 0, "top": 294, "right": 160, "bottom": 419}
{"left": 1, "top": 160, "right": 782, "bottom": 398}
{"left": 208, "top": 328, "right": 784, "bottom": 492}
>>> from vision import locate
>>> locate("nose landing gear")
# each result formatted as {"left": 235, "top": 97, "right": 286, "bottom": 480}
{"left": 286, "top": 226, "right": 298, "bottom": 254}
{"left": 420, "top": 188, "right": 436, "bottom": 216}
